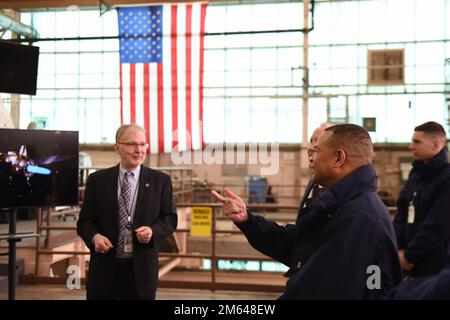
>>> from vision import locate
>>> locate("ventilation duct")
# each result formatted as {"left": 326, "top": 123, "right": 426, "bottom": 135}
{"left": 368, "top": 49, "right": 404, "bottom": 85}
{"left": 0, "top": 11, "right": 38, "bottom": 39}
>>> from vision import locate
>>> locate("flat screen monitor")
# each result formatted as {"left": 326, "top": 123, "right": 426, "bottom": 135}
{"left": 0, "top": 41, "right": 39, "bottom": 95}
{"left": 0, "top": 129, "right": 79, "bottom": 208}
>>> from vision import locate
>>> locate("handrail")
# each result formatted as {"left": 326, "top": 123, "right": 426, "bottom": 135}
{"left": 177, "top": 202, "right": 299, "bottom": 211}
{"left": 32, "top": 202, "right": 299, "bottom": 292}
{"left": 33, "top": 164, "right": 399, "bottom": 292}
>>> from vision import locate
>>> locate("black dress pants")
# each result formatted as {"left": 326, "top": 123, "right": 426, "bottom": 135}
{"left": 105, "top": 258, "right": 140, "bottom": 300}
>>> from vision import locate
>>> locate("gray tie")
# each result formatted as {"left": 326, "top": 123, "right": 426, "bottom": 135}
{"left": 117, "top": 172, "right": 133, "bottom": 258}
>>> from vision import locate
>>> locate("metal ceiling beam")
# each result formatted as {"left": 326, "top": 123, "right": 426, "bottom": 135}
{"left": 0, "top": 0, "right": 224, "bottom": 10}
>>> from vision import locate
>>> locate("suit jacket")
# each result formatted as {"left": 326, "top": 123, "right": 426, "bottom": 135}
{"left": 298, "top": 180, "right": 314, "bottom": 211}
{"left": 77, "top": 164, "right": 178, "bottom": 299}
{"left": 296, "top": 181, "right": 324, "bottom": 224}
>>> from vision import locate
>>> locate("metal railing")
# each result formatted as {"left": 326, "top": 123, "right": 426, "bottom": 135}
{"left": 30, "top": 166, "right": 398, "bottom": 292}
{"left": 32, "top": 200, "right": 299, "bottom": 292}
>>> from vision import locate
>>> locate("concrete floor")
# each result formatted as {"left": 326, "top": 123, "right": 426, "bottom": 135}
{"left": 0, "top": 284, "right": 280, "bottom": 300}
{"left": 0, "top": 212, "right": 285, "bottom": 301}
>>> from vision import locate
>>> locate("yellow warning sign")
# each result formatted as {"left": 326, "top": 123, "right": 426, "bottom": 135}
{"left": 190, "top": 207, "right": 212, "bottom": 236}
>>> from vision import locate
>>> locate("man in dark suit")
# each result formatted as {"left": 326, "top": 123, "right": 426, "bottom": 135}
{"left": 298, "top": 123, "right": 333, "bottom": 213}
{"left": 77, "top": 124, "right": 177, "bottom": 300}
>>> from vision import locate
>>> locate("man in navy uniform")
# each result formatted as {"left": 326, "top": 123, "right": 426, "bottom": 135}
{"left": 393, "top": 121, "right": 450, "bottom": 278}
{"left": 386, "top": 266, "right": 450, "bottom": 299}
{"left": 213, "top": 124, "right": 402, "bottom": 299}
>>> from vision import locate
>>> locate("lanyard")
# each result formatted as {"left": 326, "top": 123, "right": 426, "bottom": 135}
{"left": 119, "top": 173, "right": 139, "bottom": 225}
{"left": 408, "top": 178, "right": 419, "bottom": 206}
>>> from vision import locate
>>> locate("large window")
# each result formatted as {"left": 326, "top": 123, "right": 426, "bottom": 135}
{"left": 1, "top": 0, "right": 449, "bottom": 143}
{"left": 307, "top": 0, "right": 449, "bottom": 142}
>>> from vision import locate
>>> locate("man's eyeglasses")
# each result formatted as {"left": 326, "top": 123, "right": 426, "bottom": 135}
{"left": 117, "top": 142, "right": 149, "bottom": 148}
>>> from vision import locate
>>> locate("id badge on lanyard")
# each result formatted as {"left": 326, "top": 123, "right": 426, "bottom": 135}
{"left": 123, "top": 216, "right": 133, "bottom": 253}
{"left": 407, "top": 192, "right": 416, "bottom": 224}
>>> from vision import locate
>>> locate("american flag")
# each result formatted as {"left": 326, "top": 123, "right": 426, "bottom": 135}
{"left": 117, "top": 4, "right": 207, "bottom": 153}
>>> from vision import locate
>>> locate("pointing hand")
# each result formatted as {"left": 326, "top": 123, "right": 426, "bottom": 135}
{"left": 211, "top": 187, "right": 248, "bottom": 223}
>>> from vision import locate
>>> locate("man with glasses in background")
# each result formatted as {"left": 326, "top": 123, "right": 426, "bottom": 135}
{"left": 77, "top": 124, "right": 177, "bottom": 300}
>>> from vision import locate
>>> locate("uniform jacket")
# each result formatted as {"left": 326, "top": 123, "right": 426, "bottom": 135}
{"left": 386, "top": 266, "right": 450, "bottom": 300}
{"left": 237, "top": 164, "right": 402, "bottom": 299}
{"left": 394, "top": 148, "right": 450, "bottom": 277}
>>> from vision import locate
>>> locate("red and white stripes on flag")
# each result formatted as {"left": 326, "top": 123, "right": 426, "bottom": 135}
{"left": 118, "top": 3, "right": 207, "bottom": 153}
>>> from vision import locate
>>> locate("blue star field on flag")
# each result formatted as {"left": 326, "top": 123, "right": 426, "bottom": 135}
{"left": 118, "top": 6, "right": 163, "bottom": 64}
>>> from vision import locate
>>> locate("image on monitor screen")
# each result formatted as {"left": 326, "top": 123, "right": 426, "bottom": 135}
{"left": 0, "top": 129, "right": 79, "bottom": 208}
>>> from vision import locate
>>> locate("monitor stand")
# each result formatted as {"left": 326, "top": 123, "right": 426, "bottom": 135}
{"left": 0, "top": 208, "right": 39, "bottom": 300}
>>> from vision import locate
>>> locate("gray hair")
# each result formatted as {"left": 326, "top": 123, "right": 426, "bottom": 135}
{"left": 115, "top": 124, "right": 146, "bottom": 143}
